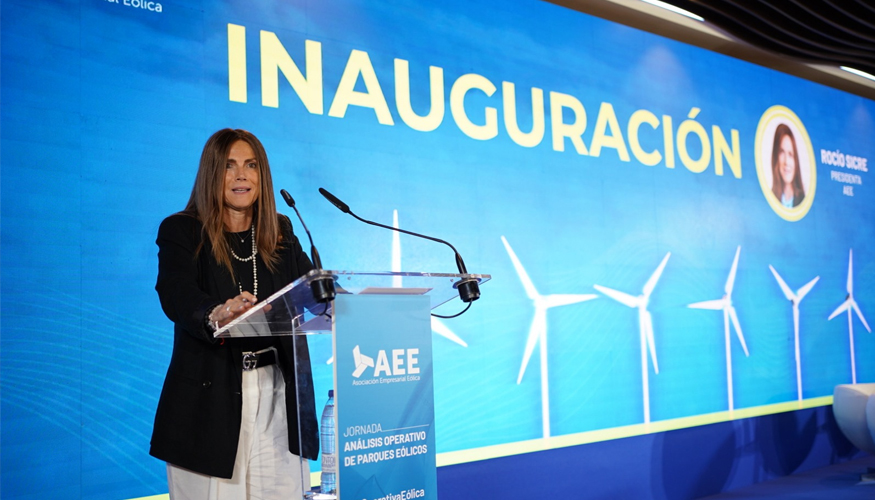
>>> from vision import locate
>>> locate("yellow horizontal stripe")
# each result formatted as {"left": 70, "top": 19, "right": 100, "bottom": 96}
{"left": 128, "top": 396, "right": 833, "bottom": 500}
{"left": 436, "top": 396, "right": 833, "bottom": 466}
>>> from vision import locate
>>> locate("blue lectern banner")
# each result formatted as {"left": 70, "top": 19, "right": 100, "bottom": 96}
{"left": 333, "top": 294, "right": 437, "bottom": 500}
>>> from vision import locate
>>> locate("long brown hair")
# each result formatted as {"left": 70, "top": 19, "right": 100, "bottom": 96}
{"left": 184, "top": 128, "right": 282, "bottom": 275}
{"left": 770, "top": 124, "right": 805, "bottom": 204}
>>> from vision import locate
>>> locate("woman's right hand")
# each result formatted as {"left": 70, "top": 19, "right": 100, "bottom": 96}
{"left": 209, "top": 292, "right": 258, "bottom": 329}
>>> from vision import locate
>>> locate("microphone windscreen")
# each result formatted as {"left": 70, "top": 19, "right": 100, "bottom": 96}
{"left": 319, "top": 187, "right": 350, "bottom": 213}
{"left": 280, "top": 189, "right": 296, "bottom": 208}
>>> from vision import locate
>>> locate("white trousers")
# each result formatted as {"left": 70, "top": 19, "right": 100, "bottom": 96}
{"left": 167, "top": 365, "right": 310, "bottom": 500}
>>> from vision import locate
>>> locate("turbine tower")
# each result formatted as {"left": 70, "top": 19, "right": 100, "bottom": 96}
{"left": 828, "top": 249, "right": 871, "bottom": 384}
{"left": 769, "top": 265, "right": 818, "bottom": 402}
{"left": 593, "top": 252, "right": 671, "bottom": 424}
{"left": 687, "top": 246, "right": 749, "bottom": 412}
{"left": 501, "top": 236, "right": 598, "bottom": 438}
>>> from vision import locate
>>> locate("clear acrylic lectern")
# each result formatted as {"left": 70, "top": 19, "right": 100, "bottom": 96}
{"left": 214, "top": 269, "right": 490, "bottom": 500}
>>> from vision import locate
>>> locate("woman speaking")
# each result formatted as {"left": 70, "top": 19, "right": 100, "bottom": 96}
{"left": 150, "top": 129, "right": 319, "bottom": 499}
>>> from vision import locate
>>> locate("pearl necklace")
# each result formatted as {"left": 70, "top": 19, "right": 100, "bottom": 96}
{"left": 230, "top": 224, "right": 258, "bottom": 298}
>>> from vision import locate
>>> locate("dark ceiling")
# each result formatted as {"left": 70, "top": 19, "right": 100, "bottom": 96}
{"left": 552, "top": 0, "right": 875, "bottom": 99}
{"left": 675, "top": 0, "right": 875, "bottom": 77}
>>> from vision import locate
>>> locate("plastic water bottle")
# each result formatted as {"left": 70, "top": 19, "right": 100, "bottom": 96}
{"left": 320, "top": 389, "right": 337, "bottom": 495}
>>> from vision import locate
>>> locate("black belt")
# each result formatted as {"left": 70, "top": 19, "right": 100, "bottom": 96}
{"left": 242, "top": 348, "right": 277, "bottom": 371}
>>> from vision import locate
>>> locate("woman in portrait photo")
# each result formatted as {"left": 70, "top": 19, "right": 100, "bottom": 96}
{"left": 770, "top": 123, "right": 805, "bottom": 208}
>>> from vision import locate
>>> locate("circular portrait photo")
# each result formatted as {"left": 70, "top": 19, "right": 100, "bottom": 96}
{"left": 755, "top": 106, "right": 816, "bottom": 222}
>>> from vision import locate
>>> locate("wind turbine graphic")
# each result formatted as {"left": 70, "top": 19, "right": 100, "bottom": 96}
{"left": 501, "top": 236, "right": 598, "bottom": 439}
{"left": 828, "top": 249, "right": 871, "bottom": 384}
{"left": 593, "top": 252, "right": 671, "bottom": 424}
{"left": 769, "top": 265, "right": 818, "bottom": 402}
{"left": 687, "top": 247, "right": 749, "bottom": 412}
{"left": 326, "top": 210, "right": 468, "bottom": 364}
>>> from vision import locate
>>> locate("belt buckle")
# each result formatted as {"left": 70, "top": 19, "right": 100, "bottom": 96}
{"left": 242, "top": 352, "right": 257, "bottom": 371}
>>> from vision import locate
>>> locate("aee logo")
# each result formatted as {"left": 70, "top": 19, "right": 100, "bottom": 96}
{"left": 352, "top": 345, "right": 420, "bottom": 378}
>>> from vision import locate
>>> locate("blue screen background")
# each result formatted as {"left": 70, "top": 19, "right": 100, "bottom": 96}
{"left": 2, "top": 0, "right": 873, "bottom": 498}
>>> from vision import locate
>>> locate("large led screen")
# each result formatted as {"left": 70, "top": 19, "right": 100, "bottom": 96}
{"left": 1, "top": 0, "right": 873, "bottom": 498}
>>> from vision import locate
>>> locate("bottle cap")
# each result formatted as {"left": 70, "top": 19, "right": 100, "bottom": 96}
{"left": 328, "top": 389, "right": 334, "bottom": 398}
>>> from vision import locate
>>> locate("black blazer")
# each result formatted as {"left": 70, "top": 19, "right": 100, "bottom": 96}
{"left": 150, "top": 212, "right": 319, "bottom": 478}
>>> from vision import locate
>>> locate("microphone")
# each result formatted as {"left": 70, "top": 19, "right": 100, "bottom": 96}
{"left": 319, "top": 188, "right": 350, "bottom": 214}
{"left": 318, "top": 187, "right": 481, "bottom": 303}
{"left": 280, "top": 189, "right": 336, "bottom": 303}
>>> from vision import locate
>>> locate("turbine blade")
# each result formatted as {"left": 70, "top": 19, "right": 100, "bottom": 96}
{"left": 643, "top": 309, "right": 659, "bottom": 374}
{"left": 769, "top": 265, "right": 794, "bottom": 301}
{"left": 725, "top": 246, "right": 741, "bottom": 296}
{"left": 796, "top": 276, "right": 819, "bottom": 302}
{"left": 643, "top": 252, "right": 671, "bottom": 297}
{"left": 851, "top": 300, "right": 871, "bottom": 333}
{"left": 326, "top": 356, "right": 334, "bottom": 365}
{"left": 392, "top": 210, "right": 401, "bottom": 288}
{"left": 517, "top": 310, "right": 545, "bottom": 384}
{"left": 543, "top": 293, "right": 598, "bottom": 308}
{"left": 828, "top": 300, "right": 851, "bottom": 320}
{"left": 501, "top": 236, "right": 540, "bottom": 301}
{"left": 847, "top": 249, "right": 853, "bottom": 295}
{"left": 593, "top": 285, "right": 639, "bottom": 308}
{"left": 431, "top": 317, "right": 468, "bottom": 347}
{"left": 688, "top": 299, "right": 725, "bottom": 310}
{"left": 729, "top": 306, "right": 749, "bottom": 356}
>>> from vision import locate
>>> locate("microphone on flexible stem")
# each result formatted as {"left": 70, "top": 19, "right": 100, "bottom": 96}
{"left": 280, "top": 189, "right": 336, "bottom": 304}
{"left": 318, "top": 187, "right": 481, "bottom": 303}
